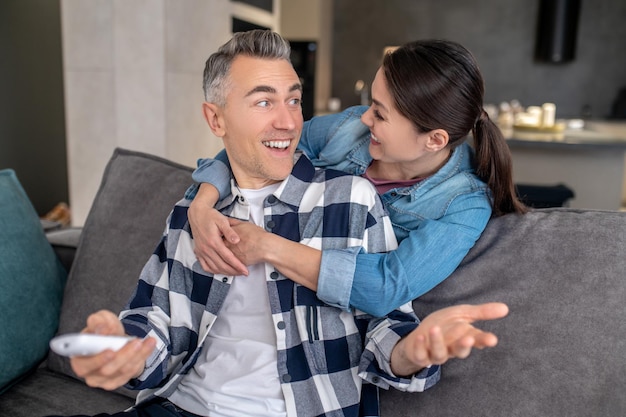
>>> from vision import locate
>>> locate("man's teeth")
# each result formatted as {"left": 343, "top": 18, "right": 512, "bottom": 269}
{"left": 371, "top": 134, "right": 380, "bottom": 143}
{"left": 263, "top": 140, "right": 290, "bottom": 149}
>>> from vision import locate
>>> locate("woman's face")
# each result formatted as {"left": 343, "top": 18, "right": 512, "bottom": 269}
{"left": 360, "top": 68, "right": 431, "bottom": 166}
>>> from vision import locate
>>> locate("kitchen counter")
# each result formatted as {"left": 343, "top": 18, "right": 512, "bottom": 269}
{"left": 505, "top": 121, "right": 626, "bottom": 210}
{"left": 507, "top": 121, "right": 626, "bottom": 149}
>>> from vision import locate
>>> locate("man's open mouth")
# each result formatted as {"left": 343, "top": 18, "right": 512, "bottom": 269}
{"left": 263, "top": 140, "right": 290, "bottom": 149}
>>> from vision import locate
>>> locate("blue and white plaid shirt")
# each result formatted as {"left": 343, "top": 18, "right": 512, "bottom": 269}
{"left": 121, "top": 153, "right": 440, "bottom": 417}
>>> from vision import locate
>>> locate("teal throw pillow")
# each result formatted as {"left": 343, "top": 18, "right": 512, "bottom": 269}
{"left": 0, "top": 169, "right": 67, "bottom": 393}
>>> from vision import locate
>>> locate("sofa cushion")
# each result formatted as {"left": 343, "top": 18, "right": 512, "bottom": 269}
{"left": 0, "top": 169, "right": 67, "bottom": 393}
{"left": 381, "top": 208, "right": 626, "bottom": 417}
{"left": 0, "top": 366, "right": 135, "bottom": 416}
{"left": 46, "top": 149, "right": 193, "bottom": 394}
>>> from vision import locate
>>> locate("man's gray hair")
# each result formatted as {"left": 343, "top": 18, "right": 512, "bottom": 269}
{"left": 203, "top": 30, "right": 292, "bottom": 106}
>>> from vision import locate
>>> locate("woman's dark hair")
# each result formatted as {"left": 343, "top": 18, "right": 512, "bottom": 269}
{"left": 382, "top": 39, "right": 527, "bottom": 216}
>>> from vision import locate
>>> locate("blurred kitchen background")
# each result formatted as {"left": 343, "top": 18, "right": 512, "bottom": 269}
{"left": 1, "top": 0, "right": 625, "bottom": 226}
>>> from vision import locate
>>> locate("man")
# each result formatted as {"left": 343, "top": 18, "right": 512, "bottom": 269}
{"left": 66, "top": 30, "right": 507, "bottom": 417}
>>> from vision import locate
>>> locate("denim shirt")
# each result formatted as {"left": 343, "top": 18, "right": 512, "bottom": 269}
{"left": 190, "top": 106, "right": 492, "bottom": 317}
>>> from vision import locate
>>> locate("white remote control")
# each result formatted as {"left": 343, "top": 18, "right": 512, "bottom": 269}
{"left": 50, "top": 333, "right": 134, "bottom": 357}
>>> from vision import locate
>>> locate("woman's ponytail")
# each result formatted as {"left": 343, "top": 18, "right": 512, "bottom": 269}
{"left": 472, "top": 111, "right": 528, "bottom": 215}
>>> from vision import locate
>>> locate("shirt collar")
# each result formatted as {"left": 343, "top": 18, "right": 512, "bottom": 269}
{"left": 222, "top": 151, "right": 315, "bottom": 211}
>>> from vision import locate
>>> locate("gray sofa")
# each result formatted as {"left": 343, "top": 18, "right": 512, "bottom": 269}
{"left": 1, "top": 148, "right": 625, "bottom": 417}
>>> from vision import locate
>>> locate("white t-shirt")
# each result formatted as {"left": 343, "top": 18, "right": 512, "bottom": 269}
{"left": 169, "top": 184, "right": 286, "bottom": 417}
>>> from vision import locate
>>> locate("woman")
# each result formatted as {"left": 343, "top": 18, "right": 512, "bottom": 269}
{"left": 188, "top": 39, "right": 527, "bottom": 317}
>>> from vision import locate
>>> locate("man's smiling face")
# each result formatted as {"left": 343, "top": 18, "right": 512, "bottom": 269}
{"left": 208, "top": 55, "right": 303, "bottom": 190}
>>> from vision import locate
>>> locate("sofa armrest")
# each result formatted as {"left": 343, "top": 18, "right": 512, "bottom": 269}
{"left": 46, "top": 227, "right": 82, "bottom": 273}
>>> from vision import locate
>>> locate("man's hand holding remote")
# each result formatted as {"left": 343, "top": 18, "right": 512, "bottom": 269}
{"left": 70, "top": 310, "right": 156, "bottom": 391}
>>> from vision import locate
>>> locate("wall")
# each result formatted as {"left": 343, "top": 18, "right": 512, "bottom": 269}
{"left": 331, "top": 0, "right": 626, "bottom": 119}
{"left": 0, "top": 0, "right": 68, "bottom": 216}
{"left": 61, "top": 0, "right": 280, "bottom": 226}
{"left": 51, "top": 0, "right": 626, "bottom": 223}
{"left": 280, "top": 0, "right": 333, "bottom": 113}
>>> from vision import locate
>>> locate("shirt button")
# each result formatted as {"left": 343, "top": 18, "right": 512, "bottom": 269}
{"left": 222, "top": 277, "right": 228, "bottom": 283}
{"left": 267, "top": 220, "right": 275, "bottom": 229}
{"left": 277, "top": 321, "right": 286, "bottom": 330}
{"left": 282, "top": 374, "right": 292, "bottom": 383}
{"left": 238, "top": 196, "right": 245, "bottom": 203}
{"left": 390, "top": 192, "right": 397, "bottom": 197}
{"left": 372, "top": 376, "right": 380, "bottom": 383}
{"left": 270, "top": 271, "right": 279, "bottom": 280}
{"left": 267, "top": 195, "right": 277, "bottom": 204}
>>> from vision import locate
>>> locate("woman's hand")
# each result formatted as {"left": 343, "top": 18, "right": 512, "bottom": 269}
{"left": 189, "top": 185, "right": 321, "bottom": 288}
{"left": 188, "top": 184, "right": 248, "bottom": 276}
{"left": 70, "top": 310, "right": 156, "bottom": 391}
{"left": 224, "top": 218, "right": 323, "bottom": 291}
{"left": 390, "top": 302, "right": 509, "bottom": 376}
{"left": 224, "top": 218, "right": 273, "bottom": 266}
